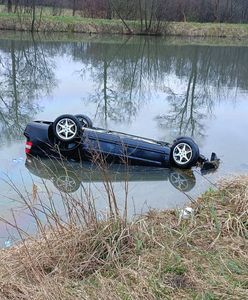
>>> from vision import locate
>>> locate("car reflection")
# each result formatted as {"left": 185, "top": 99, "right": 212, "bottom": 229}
{"left": 25, "top": 157, "right": 197, "bottom": 193}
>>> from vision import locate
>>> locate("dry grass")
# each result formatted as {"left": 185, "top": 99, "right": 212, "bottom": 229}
{"left": 167, "top": 22, "right": 248, "bottom": 38}
{"left": 0, "top": 175, "right": 247, "bottom": 299}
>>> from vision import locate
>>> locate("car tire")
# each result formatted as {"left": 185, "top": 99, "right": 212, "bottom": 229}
{"left": 171, "top": 138, "right": 199, "bottom": 169}
{"left": 53, "top": 114, "right": 81, "bottom": 143}
{"left": 169, "top": 169, "right": 196, "bottom": 192}
{"left": 53, "top": 172, "right": 80, "bottom": 193}
{"left": 75, "top": 114, "right": 93, "bottom": 128}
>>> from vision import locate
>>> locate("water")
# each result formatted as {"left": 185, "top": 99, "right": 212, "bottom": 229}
{"left": 0, "top": 32, "right": 248, "bottom": 245}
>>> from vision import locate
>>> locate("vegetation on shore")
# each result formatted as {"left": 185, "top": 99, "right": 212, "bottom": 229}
{"left": 1, "top": 11, "right": 248, "bottom": 38}
{"left": 0, "top": 175, "right": 247, "bottom": 299}
{"left": 0, "top": 2, "right": 248, "bottom": 38}
{"left": 0, "top": 6, "right": 248, "bottom": 38}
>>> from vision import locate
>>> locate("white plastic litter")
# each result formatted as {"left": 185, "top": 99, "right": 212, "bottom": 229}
{"left": 179, "top": 207, "right": 194, "bottom": 219}
{"left": 12, "top": 157, "right": 24, "bottom": 163}
{"left": 4, "top": 240, "right": 13, "bottom": 248}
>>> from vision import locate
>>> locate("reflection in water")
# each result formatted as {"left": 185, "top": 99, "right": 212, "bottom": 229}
{"left": 1, "top": 35, "right": 248, "bottom": 143}
{"left": 83, "top": 38, "right": 146, "bottom": 127}
{"left": 25, "top": 157, "right": 196, "bottom": 193}
{"left": 75, "top": 37, "right": 248, "bottom": 137}
{"left": 0, "top": 37, "right": 56, "bottom": 144}
{"left": 152, "top": 43, "right": 248, "bottom": 139}
{"left": 156, "top": 47, "right": 210, "bottom": 139}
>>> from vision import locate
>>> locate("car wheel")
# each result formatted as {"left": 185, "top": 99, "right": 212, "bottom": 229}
{"left": 169, "top": 169, "right": 196, "bottom": 192}
{"left": 53, "top": 173, "right": 80, "bottom": 193}
{"left": 171, "top": 138, "right": 199, "bottom": 168}
{"left": 75, "top": 114, "right": 93, "bottom": 128}
{"left": 53, "top": 114, "right": 81, "bottom": 143}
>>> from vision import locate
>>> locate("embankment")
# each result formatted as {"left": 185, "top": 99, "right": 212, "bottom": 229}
{"left": 0, "top": 176, "right": 247, "bottom": 299}
{"left": 0, "top": 13, "right": 248, "bottom": 38}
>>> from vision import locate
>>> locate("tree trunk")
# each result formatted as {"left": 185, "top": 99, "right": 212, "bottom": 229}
{"left": 138, "top": 0, "right": 143, "bottom": 32}
{"left": 14, "top": 0, "right": 19, "bottom": 13}
{"left": 214, "top": 0, "right": 220, "bottom": 22}
{"left": 31, "top": 0, "right": 36, "bottom": 32}
{"left": 7, "top": 0, "right": 12, "bottom": 13}
{"left": 109, "top": 0, "right": 133, "bottom": 34}
{"left": 148, "top": 0, "right": 155, "bottom": 32}
{"left": 72, "top": 0, "right": 76, "bottom": 16}
{"left": 106, "top": 0, "right": 112, "bottom": 19}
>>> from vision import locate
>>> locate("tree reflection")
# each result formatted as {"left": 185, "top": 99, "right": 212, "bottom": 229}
{"left": 77, "top": 37, "right": 248, "bottom": 136}
{"left": 156, "top": 47, "right": 213, "bottom": 140}
{"left": 1, "top": 34, "right": 247, "bottom": 145}
{"left": 89, "top": 53, "right": 141, "bottom": 127}
{"left": 154, "top": 44, "right": 248, "bottom": 141}
{"left": 0, "top": 36, "right": 56, "bottom": 144}
{"left": 79, "top": 37, "right": 162, "bottom": 126}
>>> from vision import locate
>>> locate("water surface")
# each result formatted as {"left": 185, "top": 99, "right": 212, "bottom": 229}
{"left": 0, "top": 32, "right": 248, "bottom": 245}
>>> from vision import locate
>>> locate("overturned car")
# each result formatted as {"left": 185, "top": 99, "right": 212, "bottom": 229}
{"left": 24, "top": 114, "right": 219, "bottom": 170}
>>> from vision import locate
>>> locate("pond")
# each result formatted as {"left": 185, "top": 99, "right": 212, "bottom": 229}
{"left": 0, "top": 31, "right": 248, "bottom": 246}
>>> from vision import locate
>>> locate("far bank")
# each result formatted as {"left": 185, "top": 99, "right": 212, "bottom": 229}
{"left": 0, "top": 13, "right": 248, "bottom": 38}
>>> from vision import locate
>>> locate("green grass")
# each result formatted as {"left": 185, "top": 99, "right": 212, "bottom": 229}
{"left": 0, "top": 11, "right": 131, "bottom": 34}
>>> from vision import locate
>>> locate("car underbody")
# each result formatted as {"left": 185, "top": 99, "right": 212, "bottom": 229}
{"left": 24, "top": 114, "right": 220, "bottom": 171}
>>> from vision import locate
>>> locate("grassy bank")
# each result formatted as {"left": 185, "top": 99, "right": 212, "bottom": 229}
{"left": 0, "top": 176, "right": 247, "bottom": 299}
{"left": 1, "top": 12, "right": 248, "bottom": 38}
{"left": 2, "top": 30, "right": 248, "bottom": 48}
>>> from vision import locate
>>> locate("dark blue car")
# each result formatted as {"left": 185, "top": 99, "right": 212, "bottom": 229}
{"left": 24, "top": 114, "right": 219, "bottom": 169}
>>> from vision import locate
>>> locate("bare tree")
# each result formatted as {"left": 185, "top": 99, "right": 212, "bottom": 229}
{"left": 31, "top": 0, "right": 36, "bottom": 32}
{"left": 7, "top": 0, "right": 12, "bottom": 12}
{"left": 72, "top": 0, "right": 76, "bottom": 16}
{"left": 3, "top": 0, "right": 248, "bottom": 26}
{"left": 106, "top": 0, "right": 112, "bottom": 19}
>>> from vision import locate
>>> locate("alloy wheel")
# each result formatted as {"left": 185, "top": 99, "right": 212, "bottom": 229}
{"left": 172, "top": 142, "right": 193, "bottom": 165}
{"left": 56, "top": 118, "right": 77, "bottom": 141}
